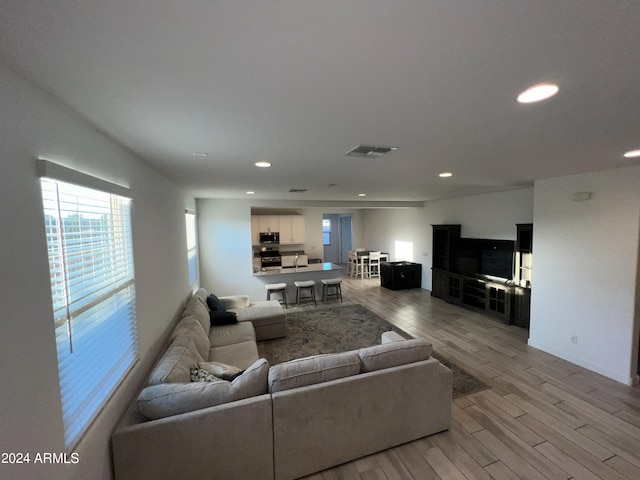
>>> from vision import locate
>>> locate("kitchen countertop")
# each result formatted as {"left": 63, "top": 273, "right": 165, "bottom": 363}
{"left": 253, "top": 262, "right": 343, "bottom": 276}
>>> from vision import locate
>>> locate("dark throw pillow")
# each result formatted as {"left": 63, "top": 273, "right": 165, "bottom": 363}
{"left": 206, "top": 293, "right": 226, "bottom": 312}
{"left": 209, "top": 310, "right": 238, "bottom": 326}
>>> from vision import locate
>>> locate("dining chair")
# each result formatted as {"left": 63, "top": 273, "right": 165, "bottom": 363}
{"left": 368, "top": 251, "right": 381, "bottom": 278}
{"left": 358, "top": 253, "right": 369, "bottom": 279}
{"left": 346, "top": 250, "right": 356, "bottom": 277}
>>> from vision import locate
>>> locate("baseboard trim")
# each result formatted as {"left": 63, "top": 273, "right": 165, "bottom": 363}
{"left": 527, "top": 339, "right": 636, "bottom": 386}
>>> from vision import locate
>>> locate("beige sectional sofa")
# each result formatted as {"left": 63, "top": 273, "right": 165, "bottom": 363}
{"left": 112, "top": 288, "right": 452, "bottom": 480}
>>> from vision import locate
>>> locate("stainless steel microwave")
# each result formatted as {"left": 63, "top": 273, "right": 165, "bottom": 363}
{"left": 259, "top": 232, "right": 279, "bottom": 244}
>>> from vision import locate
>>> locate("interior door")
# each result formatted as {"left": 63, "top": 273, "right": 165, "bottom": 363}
{"left": 339, "top": 215, "right": 353, "bottom": 264}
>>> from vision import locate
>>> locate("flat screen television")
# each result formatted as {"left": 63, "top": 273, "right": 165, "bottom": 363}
{"left": 481, "top": 249, "right": 514, "bottom": 279}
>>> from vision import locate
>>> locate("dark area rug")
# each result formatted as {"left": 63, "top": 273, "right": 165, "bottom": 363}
{"left": 260, "top": 303, "right": 488, "bottom": 398}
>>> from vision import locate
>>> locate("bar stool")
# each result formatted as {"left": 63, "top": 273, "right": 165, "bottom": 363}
{"left": 294, "top": 280, "right": 316, "bottom": 306}
{"left": 265, "top": 282, "right": 288, "bottom": 308}
{"left": 321, "top": 278, "right": 343, "bottom": 303}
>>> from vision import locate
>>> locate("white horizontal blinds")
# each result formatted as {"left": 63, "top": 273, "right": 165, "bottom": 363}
{"left": 40, "top": 176, "right": 138, "bottom": 450}
{"left": 185, "top": 211, "right": 197, "bottom": 285}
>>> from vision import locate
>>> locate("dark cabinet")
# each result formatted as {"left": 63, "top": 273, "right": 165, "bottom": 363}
{"left": 381, "top": 262, "right": 422, "bottom": 290}
{"left": 512, "top": 286, "right": 531, "bottom": 328}
{"left": 431, "top": 224, "right": 461, "bottom": 301}
{"left": 432, "top": 225, "right": 461, "bottom": 271}
{"left": 431, "top": 269, "right": 449, "bottom": 297}
{"left": 516, "top": 223, "right": 533, "bottom": 288}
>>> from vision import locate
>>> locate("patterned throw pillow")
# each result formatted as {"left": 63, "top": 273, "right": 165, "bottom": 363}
{"left": 189, "top": 367, "right": 222, "bottom": 383}
{"left": 198, "top": 361, "right": 244, "bottom": 381}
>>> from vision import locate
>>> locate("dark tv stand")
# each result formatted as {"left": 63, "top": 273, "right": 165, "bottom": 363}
{"left": 433, "top": 270, "right": 513, "bottom": 324}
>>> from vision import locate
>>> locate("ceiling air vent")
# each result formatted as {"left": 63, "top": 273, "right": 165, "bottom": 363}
{"left": 344, "top": 145, "right": 398, "bottom": 158}
{"left": 289, "top": 188, "right": 307, "bottom": 193}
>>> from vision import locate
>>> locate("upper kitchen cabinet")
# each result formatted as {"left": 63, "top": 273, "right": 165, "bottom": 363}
{"left": 251, "top": 216, "right": 261, "bottom": 246}
{"left": 280, "top": 215, "right": 305, "bottom": 244}
{"left": 259, "top": 215, "right": 280, "bottom": 233}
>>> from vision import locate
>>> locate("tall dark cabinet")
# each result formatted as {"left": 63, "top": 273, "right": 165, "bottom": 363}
{"left": 432, "top": 224, "right": 461, "bottom": 271}
{"left": 431, "top": 225, "right": 461, "bottom": 300}
{"left": 512, "top": 223, "right": 533, "bottom": 327}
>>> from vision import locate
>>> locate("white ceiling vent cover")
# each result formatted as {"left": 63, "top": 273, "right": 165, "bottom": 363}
{"left": 289, "top": 188, "right": 307, "bottom": 193}
{"left": 345, "top": 145, "right": 398, "bottom": 158}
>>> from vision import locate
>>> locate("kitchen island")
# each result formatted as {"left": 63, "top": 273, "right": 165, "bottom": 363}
{"left": 253, "top": 262, "right": 344, "bottom": 305}
{"left": 253, "top": 262, "right": 343, "bottom": 277}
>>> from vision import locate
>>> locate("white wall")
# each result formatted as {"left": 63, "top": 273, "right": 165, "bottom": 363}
{"left": 361, "top": 189, "right": 534, "bottom": 290}
{"left": 426, "top": 188, "right": 535, "bottom": 240}
{"left": 0, "top": 64, "right": 194, "bottom": 480}
{"left": 362, "top": 207, "right": 429, "bottom": 286}
{"left": 529, "top": 167, "right": 640, "bottom": 385}
{"left": 361, "top": 189, "right": 533, "bottom": 290}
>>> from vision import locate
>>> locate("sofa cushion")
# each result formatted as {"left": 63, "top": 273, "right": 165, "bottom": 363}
{"left": 234, "top": 301, "right": 284, "bottom": 328}
{"left": 199, "top": 361, "right": 244, "bottom": 381}
{"left": 206, "top": 293, "right": 226, "bottom": 312}
{"left": 209, "top": 321, "right": 255, "bottom": 348}
{"left": 137, "top": 358, "right": 270, "bottom": 419}
{"left": 170, "top": 316, "right": 210, "bottom": 359}
{"left": 357, "top": 338, "right": 432, "bottom": 373}
{"left": 268, "top": 352, "right": 361, "bottom": 393}
{"left": 148, "top": 336, "right": 204, "bottom": 386}
{"left": 209, "top": 340, "right": 260, "bottom": 371}
{"left": 209, "top": 310, "right": 238, "bottom": 326}
{"left": 219, "top": 295, "right": 250, "bottom": 310}
{"left": 182, "top": 297, "right": 211, "bottom": 334}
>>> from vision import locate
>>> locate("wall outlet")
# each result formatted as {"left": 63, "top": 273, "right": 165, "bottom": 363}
{"left": 569, "top": 335, "right": 578, "bottom": 345}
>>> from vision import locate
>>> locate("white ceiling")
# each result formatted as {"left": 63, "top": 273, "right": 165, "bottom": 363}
{"left": 2, "top": 1, "right": 639, "bottom": 202}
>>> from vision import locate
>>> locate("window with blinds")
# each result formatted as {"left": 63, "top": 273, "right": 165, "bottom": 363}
{"left": 39, "top": 164, "right": 138, "bottom": 451}
{"left": 185, "top": 211, "right": 198, "bottom": 285}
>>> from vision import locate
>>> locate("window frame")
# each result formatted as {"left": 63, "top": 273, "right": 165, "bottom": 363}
{"left": 185, "top": 210, "right": 198, "bottom": 285}
{"left": 37, "top": 159, "right": 138, "bottom": 451}
{"left": 322, "top": 218, "right": 332, "bottom": 246}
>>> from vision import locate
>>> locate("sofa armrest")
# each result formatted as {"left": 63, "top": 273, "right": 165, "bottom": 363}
{"left": 219, "top": 295, "right": 250, "bottom": 310}
{"left": 112, "top": 394, "right": 274, "bottom": 480}
{"left": 381, "top": 331, "right": 407, "bottom": 344}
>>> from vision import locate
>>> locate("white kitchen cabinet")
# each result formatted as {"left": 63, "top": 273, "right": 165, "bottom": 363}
{"left": 251, "top": 216, "right": 261, "bottom": 245}
{"left": 279, "top": 215, "right": 305, "bottom": 244}
{"left": 258, "top": 215, "right": 279, "bottom": 233}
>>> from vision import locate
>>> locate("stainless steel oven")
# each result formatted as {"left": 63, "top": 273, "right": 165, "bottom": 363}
{"left": 260, "top": 246, "right": 281, "bottom": 268}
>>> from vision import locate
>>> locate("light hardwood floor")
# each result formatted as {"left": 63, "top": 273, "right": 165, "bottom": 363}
{"left": 298, "top": 275, "right": 640, "bottom": 480}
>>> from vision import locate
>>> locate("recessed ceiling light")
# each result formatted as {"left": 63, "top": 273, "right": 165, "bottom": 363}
{"left": 254, "top": 161, "right": 271, "bottom": 168}
{"left": 439, "top": 172, "right": 453, "bottom": 178}
{"left": 358, "top": 193, "right": 367, "bottom": 197}
{"left": 246, "top": 191, "right": 255, "bottom": 195}
{"left": 192, "top": 152, "right": 208, "bottom": 157}
{"left": 516, "top": 83, "right": 559, "bottom": 104}
{"left": 623, "top": 149, "right": 640, "bottom": 158}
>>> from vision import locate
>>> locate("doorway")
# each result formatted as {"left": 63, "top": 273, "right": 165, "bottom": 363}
{"left": 322, "top": 214, "right": 352, "bottom": 264}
